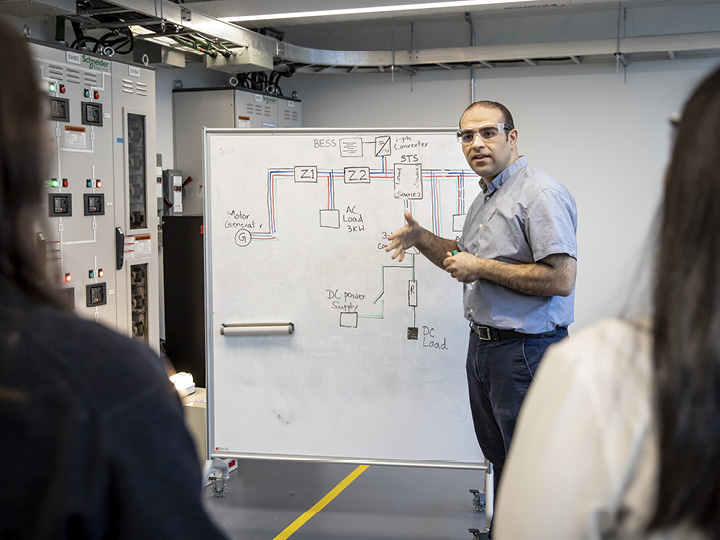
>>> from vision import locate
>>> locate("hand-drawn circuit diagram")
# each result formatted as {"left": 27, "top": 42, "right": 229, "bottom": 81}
{"left": 220, "top": 133, "right": 478, "bottom": 341}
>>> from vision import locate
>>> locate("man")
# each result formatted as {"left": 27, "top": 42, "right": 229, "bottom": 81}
{"left": 386, "top": 101, "right": 577, "bottom": 500}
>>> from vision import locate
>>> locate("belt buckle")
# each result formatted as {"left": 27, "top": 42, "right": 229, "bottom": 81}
{"left": 474, "top": 324, "right": 492, "bottom": 341}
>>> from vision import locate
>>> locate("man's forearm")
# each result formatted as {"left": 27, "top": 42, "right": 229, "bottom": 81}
{"left": 472, "top": 256, "right": 576, "bottom": 297}
{"left": 416, "top": 229, "right": 458, "bottom": 270}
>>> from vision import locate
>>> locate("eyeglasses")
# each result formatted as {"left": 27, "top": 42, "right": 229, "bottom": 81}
{"left": 456, "top": 123, "right": 513, "bottom": 144}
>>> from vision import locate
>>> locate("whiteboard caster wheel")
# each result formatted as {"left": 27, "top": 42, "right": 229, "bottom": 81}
{"left": 469, "top": 489, "right": 485, "bottom": 511}
{"left": 211, "top": 479, "right": 228, "bottom": 498}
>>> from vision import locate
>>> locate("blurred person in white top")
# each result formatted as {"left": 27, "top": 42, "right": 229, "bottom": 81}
{"left": 493, "top": 64, "right": 720, "bottom": 539}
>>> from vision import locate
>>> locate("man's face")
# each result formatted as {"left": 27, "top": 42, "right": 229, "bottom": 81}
{"left": 459, "top": 106, "right": 517, "bottom": 183}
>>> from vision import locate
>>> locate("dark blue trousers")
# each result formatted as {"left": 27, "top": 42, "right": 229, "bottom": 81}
{"left": 465, "top": 327, "right": 568, "bottom": 497}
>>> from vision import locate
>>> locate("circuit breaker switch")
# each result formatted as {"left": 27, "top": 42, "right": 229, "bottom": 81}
{"left": 48, "top": 193, "right": 72, "bottom": 216}
{"left": 86, "top": 283, "right": 107, "bottom": 307}
{"left": 84, "top": 193, "right": 105, "bottom": 216}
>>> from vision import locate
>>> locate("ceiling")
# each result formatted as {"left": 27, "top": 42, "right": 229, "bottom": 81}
{"left": 177, "top": 0, "right": 706, "bottom": 29}
{"left": 8, "top": 0, "right": 720, "bottom": 75}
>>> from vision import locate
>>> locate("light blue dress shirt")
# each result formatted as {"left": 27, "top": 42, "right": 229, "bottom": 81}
{"left": 457, "top": 156, "right": 577, "bottom": 333}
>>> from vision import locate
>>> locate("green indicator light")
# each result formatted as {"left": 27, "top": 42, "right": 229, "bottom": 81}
{"left": 50, "top": 179, "right": 59, "bottom": 188}
{"left": 49, "top": 82, "right": 56, "bottom": 92}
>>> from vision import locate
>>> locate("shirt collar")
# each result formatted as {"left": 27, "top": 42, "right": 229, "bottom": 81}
{"left": 480, "top": 155, "right": 528, "bottom": 194}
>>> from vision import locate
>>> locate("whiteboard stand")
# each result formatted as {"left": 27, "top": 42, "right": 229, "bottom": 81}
{"left": 203, "top": 127, "right": 489, "bottom": 502}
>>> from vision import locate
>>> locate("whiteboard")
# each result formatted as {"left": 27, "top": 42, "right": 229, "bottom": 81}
{"left": 204, "top": 128, "right": 485, "bottom": 467}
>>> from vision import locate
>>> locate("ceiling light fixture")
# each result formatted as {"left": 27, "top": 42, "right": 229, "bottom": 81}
{"left": 220, "top": 0, "right": 538, "bottom": 23}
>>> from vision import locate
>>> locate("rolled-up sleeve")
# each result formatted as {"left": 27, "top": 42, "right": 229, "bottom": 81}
{"left": 526, "top": 188, "right": 578, "bottom": 262}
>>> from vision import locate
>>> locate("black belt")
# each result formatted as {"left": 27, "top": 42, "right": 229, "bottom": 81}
{"left": 470, "top": 322, "right": 563, "bottom": 341}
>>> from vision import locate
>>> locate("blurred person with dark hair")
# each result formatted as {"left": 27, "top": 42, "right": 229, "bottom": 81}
{"left": 0, "top": 19, "right": 227, "bottom": 540}
{"left": 493, "top": 65, "right": 720, "bottom": 539}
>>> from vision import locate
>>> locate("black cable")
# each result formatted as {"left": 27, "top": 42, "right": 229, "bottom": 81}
{"left": 109, "top": 35, "right": 134, "bottom": 54}
{"left": 104, "top": 28, "right": 134, "bottom": 55}
{"left": 70, "top": 36, "right": 101, "bottom": 50}
{"left": 280, "top": 64, "right": 296, "bottom": 78}
{"left": 70, "top": 20, "right": 84, "bottom": 43}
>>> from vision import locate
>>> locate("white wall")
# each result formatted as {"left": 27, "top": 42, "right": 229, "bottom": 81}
{"left": 286, "top": 57, "right": 720, "bottom": 330}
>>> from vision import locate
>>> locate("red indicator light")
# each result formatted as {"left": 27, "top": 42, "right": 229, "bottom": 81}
{"left": 94, "top": 91, "right": 99, "bottom": 99}
{"left": 96, "top": 179, "right": 102, "bottom": 188}
{"left": 64, "top": 273, "right": 72, "bottom": 283}
{"left": 62, "top": 179, "right": 69, "bottom": 188}
{"left": 59, "top": 85, "right": 66, "bottom": 94}
{"left": 98, "top": 269, "right": 104, "bottom": 277}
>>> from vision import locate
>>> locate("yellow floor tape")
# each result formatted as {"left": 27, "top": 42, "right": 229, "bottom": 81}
{"left": 273, "top": 464, "right": 370, "bottom": 540}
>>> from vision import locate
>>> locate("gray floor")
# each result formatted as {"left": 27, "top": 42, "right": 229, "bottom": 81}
{"left": 202, "top": 460, "right": 488, "bottom": 540}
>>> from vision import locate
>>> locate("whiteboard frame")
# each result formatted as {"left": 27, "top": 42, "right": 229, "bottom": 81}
{"left": 203, "top": 127, "right": 485, "bottom": 470}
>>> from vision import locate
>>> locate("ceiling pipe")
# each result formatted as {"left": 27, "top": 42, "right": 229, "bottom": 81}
{"left": 465, "top": 11, "right": 476, "bottom": 103}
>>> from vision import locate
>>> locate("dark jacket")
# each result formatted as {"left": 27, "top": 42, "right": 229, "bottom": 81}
{"left": 0, "top": 278, "right": 227, "bottom": 539}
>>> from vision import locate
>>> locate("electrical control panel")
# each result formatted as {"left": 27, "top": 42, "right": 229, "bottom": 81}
{"left": 173, "top": 88, "right": 302, "bottom": 215}
{"left": 31, "top": 42, "right": 159, "bottom": 351}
